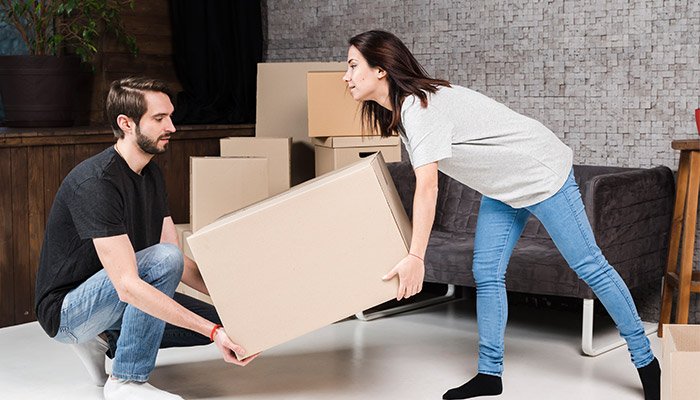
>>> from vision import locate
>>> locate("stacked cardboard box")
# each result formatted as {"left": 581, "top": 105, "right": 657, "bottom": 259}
{"left": 174, "top": 137, "right": 292, "bottom": 304}
{"left": 256, "top": 62, "right": 347, "bottom": 185}
{"left": 662, "top": 324, "right": 700, "bottom": 399}
{"left": 190, "top": 156, "right": 269, "bottom": 233}
{"left": 306, "top": 71, "right": 401, "bottom": 176}
{"left": 219, "top": 137, "right": 292, "bottom": 196}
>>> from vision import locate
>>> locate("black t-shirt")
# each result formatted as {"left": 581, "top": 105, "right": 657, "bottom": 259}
{"left": 35, "top": 146, "right": 170, "bottom": 337}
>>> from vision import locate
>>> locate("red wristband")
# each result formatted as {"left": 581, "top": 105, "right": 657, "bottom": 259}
{"left": 409, "top": 253, "right": 424, "bottom": 263}
{"left": 210, "top": 324, "right": 222, "bottom": 341}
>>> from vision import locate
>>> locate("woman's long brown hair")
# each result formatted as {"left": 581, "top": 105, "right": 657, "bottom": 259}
{"left": 349, "top": 30, "right": 451, "bottom": 138}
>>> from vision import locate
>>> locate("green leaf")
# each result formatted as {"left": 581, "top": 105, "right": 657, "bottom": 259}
{"left": 1, "top": 0, "right": 139, "bottom": 65}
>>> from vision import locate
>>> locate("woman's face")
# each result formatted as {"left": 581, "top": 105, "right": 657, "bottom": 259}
{"left": 343, "top": 45, "right": 386, "bottom": 103}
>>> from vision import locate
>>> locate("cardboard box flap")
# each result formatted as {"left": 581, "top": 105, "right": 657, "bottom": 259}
{"left": 313, "top": 135, "right": 400, "bottom": 148}
{"left": 662, "top": 324, "right": 700, "bottom": 400}
{"left": 663, "top": 325, "right": 700, "bottom": 353}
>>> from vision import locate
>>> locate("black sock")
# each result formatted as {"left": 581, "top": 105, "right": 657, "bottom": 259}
{"left": 442, "top": 373, "right": 503, "bottom": 399}
{"left": 637, "top": 357, "right": 660, "bottom": 400}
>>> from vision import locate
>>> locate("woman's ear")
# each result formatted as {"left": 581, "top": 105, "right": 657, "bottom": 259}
{"left": 377, "top": 68, "right": 387, "bottom": 79}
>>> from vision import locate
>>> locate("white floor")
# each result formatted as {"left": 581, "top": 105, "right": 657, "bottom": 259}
{"left": 0, "top": 297, "right": 660, "bottom": 400}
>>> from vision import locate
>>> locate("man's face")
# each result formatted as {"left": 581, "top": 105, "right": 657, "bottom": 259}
{"left": 135, "top": 91, "right": 176, "bottom": 155}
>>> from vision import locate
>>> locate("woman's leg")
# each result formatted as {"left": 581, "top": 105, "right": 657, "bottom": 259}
{"left": 444, "top": 196, "right": 530, "bottom": 400}
{"left": 527, "top": 170, "right": 655, "bottom": 368}
{"left": 472, "top": 196, "right": 531, "bottom": 377}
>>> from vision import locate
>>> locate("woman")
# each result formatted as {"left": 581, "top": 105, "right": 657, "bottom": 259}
{"left": 344, "top": 30, "right": 659, "bottom": 400}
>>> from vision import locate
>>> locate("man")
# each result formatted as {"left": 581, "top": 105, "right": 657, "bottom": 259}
{"left": 35, "top": 77, "right": 258, "bottom": 400}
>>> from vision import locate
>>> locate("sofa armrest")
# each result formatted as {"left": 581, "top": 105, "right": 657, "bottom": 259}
{"left": 386, "top": 161, "right": 416, "bottom": 219}
{"left": 582, "top": 166, "right": 675, "bottom": 287}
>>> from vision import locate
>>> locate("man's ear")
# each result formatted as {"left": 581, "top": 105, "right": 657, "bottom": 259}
{"left": 117, "top": 114, "right": 135, "bottom": 136}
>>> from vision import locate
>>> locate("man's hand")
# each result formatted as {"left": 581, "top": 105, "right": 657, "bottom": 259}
{"left": 383, "top": 255, "right": 425, "bottom": 301}
{"left": 212, "top": 327, "right": 261, "bottom": 366}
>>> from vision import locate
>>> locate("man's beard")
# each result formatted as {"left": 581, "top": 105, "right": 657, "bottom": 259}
{"left": 135, "top": 125, "right": 169, "bottom": 155}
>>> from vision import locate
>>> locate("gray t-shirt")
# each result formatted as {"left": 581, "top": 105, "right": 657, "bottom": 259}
{"left": 400, "top": 84, "right": 573, "bottom": 208}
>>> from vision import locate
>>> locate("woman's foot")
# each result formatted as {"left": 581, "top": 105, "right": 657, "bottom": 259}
{"left": 442, "top": 373, "right": 503, "bottom": 399}
{"left": 637, "top": 357, "right": 660, "bottom": 400}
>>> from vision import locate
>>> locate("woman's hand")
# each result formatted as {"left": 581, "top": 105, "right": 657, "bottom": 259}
{"left": 383, "top": 254, "right": 425, "bottom": 300}
{"left": 212, "top": 327, "right": 261, "bottom": 366}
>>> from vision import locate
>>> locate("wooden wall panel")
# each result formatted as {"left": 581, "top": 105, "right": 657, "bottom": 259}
{"left": 0, "top": 148, "right": 15, "bottom": 327}
{"left": 27, "top": 147, "right": 45, "bottom": 319}
{"left": 10, "top": 147, "right": 32, "bottom": 324}
{"left": 0, "top": 125, "right": 253, "bottom": 327}
{"left": 59, "top": 146, "right": 76, "bottom": 183}
{"left": 42, "top": 146, "right": 61, "bottom": 220}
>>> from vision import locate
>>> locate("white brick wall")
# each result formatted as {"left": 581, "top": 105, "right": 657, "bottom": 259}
{"left": 264, "top": 0, "right": 700, "bottom": 169}
{"left": 264, "top": 0, "right": 700, "bottom": 323}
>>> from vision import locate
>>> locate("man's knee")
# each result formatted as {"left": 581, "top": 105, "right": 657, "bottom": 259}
{"left": 142, "top": 242, "right": 184, "bottom": 282}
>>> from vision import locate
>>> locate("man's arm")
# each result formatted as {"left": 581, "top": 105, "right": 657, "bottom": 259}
{"left": 160, "top": 216, "right": 209, "bottom": 295}
{"left": 93, "top": 234, "right": 257, "bottom": 365}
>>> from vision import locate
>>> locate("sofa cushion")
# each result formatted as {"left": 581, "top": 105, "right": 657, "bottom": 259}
{"left": 425, "top": 231, "right": 584, "bottom": 297}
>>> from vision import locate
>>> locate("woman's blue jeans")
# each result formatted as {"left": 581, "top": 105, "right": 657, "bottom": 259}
{"left": 473, "top": 169, "right": 655, "bottom": 376}
{"left": 52, "top": 242, "right": 220, "bottom": 381}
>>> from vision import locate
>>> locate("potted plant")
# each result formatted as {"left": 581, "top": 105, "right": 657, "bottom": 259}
{"left": 0, "top": 0, "right": 138, "bottom": 127}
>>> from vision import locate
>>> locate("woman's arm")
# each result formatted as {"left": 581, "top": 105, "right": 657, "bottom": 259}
{"left": 383, "top": 161, "right": 439, "bottom": 300}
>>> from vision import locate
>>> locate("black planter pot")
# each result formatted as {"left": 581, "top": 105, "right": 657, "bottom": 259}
{"left": 0, "top": 55, "right": 81, "bottom": 127}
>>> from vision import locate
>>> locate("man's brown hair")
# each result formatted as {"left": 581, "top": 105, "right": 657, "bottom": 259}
{"left": 105, "top": 77, "right": 172, "bottom": 139}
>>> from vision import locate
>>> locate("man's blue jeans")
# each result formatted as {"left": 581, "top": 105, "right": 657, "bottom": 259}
{"left": 52, "top": 242, "right": 220, "bottom": 381}
{"left": 473, "top": 169, "right": 655, "bottom": 376}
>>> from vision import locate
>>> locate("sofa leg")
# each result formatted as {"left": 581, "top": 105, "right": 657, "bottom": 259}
{"left": 581, "top": 298, "right": 658, "bottom": 356}
{"left": 355, "top": 284, "right": 457, "bottom": 321}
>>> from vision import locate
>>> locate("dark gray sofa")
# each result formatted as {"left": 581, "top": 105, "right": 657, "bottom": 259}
{"left": 386, "top": 161, "right": 675, "bottom": 355}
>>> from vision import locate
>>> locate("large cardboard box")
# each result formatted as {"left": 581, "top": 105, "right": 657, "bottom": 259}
{"left": 190, "top": 157, "right": 269, "bottom": 233}
{"left": 314, "top": 136, "right": 402, "bottom": 176}
{"left": 307, "top": 71, "right": 377, "bottom": 137}
{"left": 220, "top": 137, "right": 292, "bottom": 196}
{"left": 662, "top": 324, "right": 700, "bottom": 399}
{"left": 187, "top": 153, "right": 411, "bottom": 358}
{"left": 256, "top": 62, "right": 346, "bottom": 185}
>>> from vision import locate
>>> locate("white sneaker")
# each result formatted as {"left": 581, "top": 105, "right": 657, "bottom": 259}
{"left": 70, "top": 336, "right": 109, "bottom": 386}
{"left": 103, "top": 377, "right": 183, "bottom": 400}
